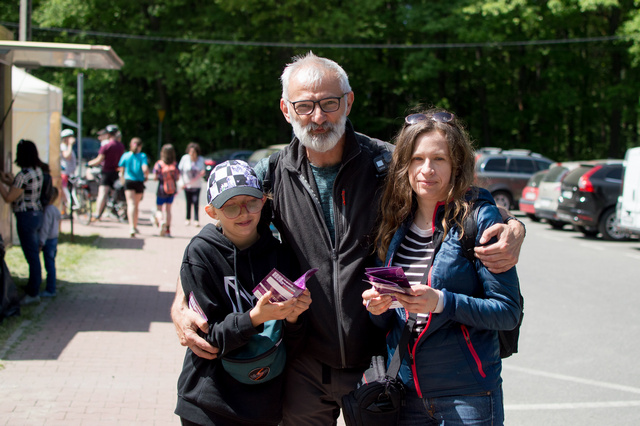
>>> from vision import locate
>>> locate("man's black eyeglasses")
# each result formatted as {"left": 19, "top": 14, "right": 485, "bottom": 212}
{"left": 405, "top": 112, "right": 455, "bottom": 125}
{"left": 288, "top": 93, "right": 349, "bottom": 116}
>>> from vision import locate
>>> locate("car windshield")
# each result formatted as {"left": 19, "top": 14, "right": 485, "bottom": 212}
{"left": 528, "top": 170, "right": 547, "bottom": 187}
{"left": 544, "top": 166, "right": 568, "bottom": 182}
{"left": 563, "top": 166, "right": 592, "bottom": 185}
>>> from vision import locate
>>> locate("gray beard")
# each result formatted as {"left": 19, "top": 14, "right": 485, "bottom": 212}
{"left": 291, "top": 113, "right": 347, "bottom": 153}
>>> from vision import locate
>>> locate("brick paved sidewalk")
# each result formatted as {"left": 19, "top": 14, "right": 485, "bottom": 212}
{"left": 0, "top": 185, "right": 203, "bottom": 425}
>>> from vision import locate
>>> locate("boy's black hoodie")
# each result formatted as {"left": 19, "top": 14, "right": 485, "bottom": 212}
{"left": 175, "top": 223, "right": 300, "bottom": 425}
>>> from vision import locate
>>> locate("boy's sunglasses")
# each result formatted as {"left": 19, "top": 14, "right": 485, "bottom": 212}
{"left": 219, "top": 197, "right": 264, "bottom": 219}
{"left": 405, "top": 112, "right": 455, "bottom": 125}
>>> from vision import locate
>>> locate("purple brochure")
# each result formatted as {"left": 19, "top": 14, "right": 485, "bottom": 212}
{"left": 188, "top": 291, "right": 208, "bottom": 321}
{"left": 364, "top": 266, "right": 413, "bottom": 308}
{"left": 253, "top": 268, "right": 318, "bottom": 303}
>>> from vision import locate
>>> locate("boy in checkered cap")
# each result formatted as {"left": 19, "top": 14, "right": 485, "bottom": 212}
{"left": 175, "top": 159, "right": 311, "bottom": 425}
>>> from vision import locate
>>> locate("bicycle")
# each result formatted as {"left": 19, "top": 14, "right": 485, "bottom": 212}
{"left": 68, "top": 175, "right": 96, "bottom": 225}
{"left": 107, "top": 179, "right": 128, "bottom": 222}
{"left": 84, "top": 166, "right": 127, "bottom": 223}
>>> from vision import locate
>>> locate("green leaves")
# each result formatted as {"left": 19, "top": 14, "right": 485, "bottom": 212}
{"left": 16, "top": 0, "right": 639, "bottom": 161}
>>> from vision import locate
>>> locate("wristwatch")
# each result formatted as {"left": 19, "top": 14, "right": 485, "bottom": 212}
{"left": 504, "top": 216, "right": 526, "bottom": 236}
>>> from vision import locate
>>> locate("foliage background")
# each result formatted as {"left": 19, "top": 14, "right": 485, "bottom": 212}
{"left": 2, "top": 0, "right": 640, "bottom": 162}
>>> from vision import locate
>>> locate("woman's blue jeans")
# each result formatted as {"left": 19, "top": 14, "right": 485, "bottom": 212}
{"left": 399, "top": 386, "right": 504, "bottom": 426}
{"left": 15, "top": 210, "right": 43, "bottom": 297}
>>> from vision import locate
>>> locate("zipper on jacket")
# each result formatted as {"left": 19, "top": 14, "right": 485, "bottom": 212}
{"left": 461, "top": 325, "right": 487, "bottom": 378}
{"left": 297, "top": 172, "right": 348, "bottom": 366}
{"left": 335, "top": 189, "right": 348, "bottom": 366}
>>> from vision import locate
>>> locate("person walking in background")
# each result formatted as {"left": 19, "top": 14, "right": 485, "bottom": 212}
{"left": 39, "top": 187, "right": 61, "bottom": 298}
{"left": 118, "top": 137, "right": 149, "bottom": 238}
{"left": 153, "top": 144, "right": 180, "bottom": 237}
{"left": 178, "top": 142, "right": 205, "bottom": 227}
{"left": 88, "top": 124, "right": 125, "bottom": 221}
{"left": 363, "top": 109, "right": 521, "bottom": 425}
{"left": 60, "top": 129, "right": 77, "bottom": 217}
{"left": 0, "top": 139, "right": 45, "bottom": 305}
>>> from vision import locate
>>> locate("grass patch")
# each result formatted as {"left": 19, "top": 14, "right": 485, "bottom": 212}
{"left": 1, "top": 231, "right": 100, "bottom": 357}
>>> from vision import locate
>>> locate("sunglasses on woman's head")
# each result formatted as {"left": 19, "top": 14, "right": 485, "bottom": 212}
{"left": 405, "top": 112, "right": 455, "bottom": 126}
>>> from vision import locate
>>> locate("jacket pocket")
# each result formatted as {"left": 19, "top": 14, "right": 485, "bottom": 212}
{"left": 461, "top": 325, "right": 487, "bottom": 378}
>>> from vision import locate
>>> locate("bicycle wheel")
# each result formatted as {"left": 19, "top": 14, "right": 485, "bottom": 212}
{"left": 75, "top": 189, "right": 93, "bottom": 225}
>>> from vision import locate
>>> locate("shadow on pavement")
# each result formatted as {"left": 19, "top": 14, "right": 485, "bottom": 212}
{"left": 98, "top": 236, "right": 146, "bottom": 250}
{"left": 4, "top": 281, "right": 174, "bottom": 361}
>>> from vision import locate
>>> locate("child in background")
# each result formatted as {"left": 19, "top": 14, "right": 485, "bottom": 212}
{"left": 39, "top": 187, "right": 61, "bottom": 297}
{"left": 152, "top": 144, "right": 180, "bottom": 237}
{"left": 175, "top": 160, "right": 311, "bottom": 426}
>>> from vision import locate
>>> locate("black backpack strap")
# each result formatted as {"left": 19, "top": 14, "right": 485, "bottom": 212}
{"left": 261, "top": 150, "right": 281, "bottom": 194}
{"left": 355, "top": 134, "right": 393, "bottom": 179}
{"left": 461, "top": 199, "right": 489, "bottom": 263}
{"left": 259, "top": 150, "right": 281, "bottom": 230}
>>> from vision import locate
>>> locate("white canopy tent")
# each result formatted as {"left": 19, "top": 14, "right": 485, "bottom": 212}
{"left": 11, "top": 65, "right": 62, "bottom": 165}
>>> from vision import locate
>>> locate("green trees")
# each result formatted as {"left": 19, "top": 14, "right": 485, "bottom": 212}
{"left": 17, "top": 0, "right": 640, "bottom": 161}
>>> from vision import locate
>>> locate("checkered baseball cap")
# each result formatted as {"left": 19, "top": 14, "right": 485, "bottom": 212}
{"left": 207, "top": 160, "right": 263, "bottom": 208}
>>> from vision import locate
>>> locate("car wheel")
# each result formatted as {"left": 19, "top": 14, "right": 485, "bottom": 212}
{"left": 526, "top": 213, "right": 540, "bottom": 222}
{"left": 548, "top": 220, "right": 565, "bottom": 230}
{"left": 491, "top": 191, "right": 512, "bottom": 210}
{"left": 576, "top": 225, "right": 598, "bottom": 238}
{"left": 599, "top": 208, "right": 630, "bottom": 241}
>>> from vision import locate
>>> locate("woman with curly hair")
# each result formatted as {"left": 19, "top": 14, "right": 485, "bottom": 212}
{"left": 363, "top": 109, "right": 521, "bottom": 425}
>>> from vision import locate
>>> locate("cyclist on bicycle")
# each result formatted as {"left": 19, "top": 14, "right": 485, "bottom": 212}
{"left": 88, "top": 124, "right": 125, "bottom": 221}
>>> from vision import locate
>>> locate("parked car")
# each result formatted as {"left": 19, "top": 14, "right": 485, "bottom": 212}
{"left": 556, "top": 161, "right": 629, "bottom": 240}
{"left": 534, "top": 162, "right": 583, "bottom": 229}
{"left": 519, "top": 169, "right": 548, "bottom": 222}
{"left": 474, "top": 148, "right": 554, "bottom": 209}
{"left": 616, "top": 147, "right": 640, "bottom": 238}
{"left": 203, "top": 149, "right": 254, "bottom": 181}
{"left": 72, "top": 137, "right": 101, "bottom": 162}
{"left": 247, "top": 144, "right": 288, "bottom": 167}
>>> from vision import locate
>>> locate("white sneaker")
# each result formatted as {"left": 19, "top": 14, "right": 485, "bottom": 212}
{"left": 194, "top": 221, "right": 200, "bottom": 227}
{"left": 160, "top": 223, "right": 167, "bottom": 237}
{"left": 185, "top": 220, "right": 191, "bottom": 226}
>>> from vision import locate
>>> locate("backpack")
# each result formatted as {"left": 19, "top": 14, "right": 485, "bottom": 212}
{"left": 40, "top": 171, "right": 54, "bottom": 207}
{"left": 159, "top": 162, "right": 177, "bottom": 195}
{"left": 461, "top": 199, "right": 524, "bottom": 358}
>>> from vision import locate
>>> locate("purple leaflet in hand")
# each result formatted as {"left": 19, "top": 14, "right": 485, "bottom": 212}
{"left": 253, "top": 268, "right": 318, "bottom": 303}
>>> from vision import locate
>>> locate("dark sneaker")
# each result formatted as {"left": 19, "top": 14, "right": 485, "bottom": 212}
{"left": 40, "top": 291, "right": 57, "bottom": 298}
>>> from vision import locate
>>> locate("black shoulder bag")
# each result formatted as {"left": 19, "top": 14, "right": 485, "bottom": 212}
{"left": 341, "top": 313, "right": 417, "bottom": 426}
{"left": 342, "top": 252, "right": 433, "bottom": 426}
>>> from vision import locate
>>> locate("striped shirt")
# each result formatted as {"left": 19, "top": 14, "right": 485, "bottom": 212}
{"left": 11, "top": 167, "right": 43, "bottom": 213}
{"left": 392, "top": 222, "right": 434, "bottom": 335}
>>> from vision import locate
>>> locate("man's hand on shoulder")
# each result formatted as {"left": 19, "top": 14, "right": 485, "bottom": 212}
{"left": 474, "top": 218, "right": 525, "bottom": 274}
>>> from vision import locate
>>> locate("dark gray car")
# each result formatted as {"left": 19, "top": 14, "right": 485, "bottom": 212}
{"left": 474, "top": 148, "right": 554, "bottom": 209}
